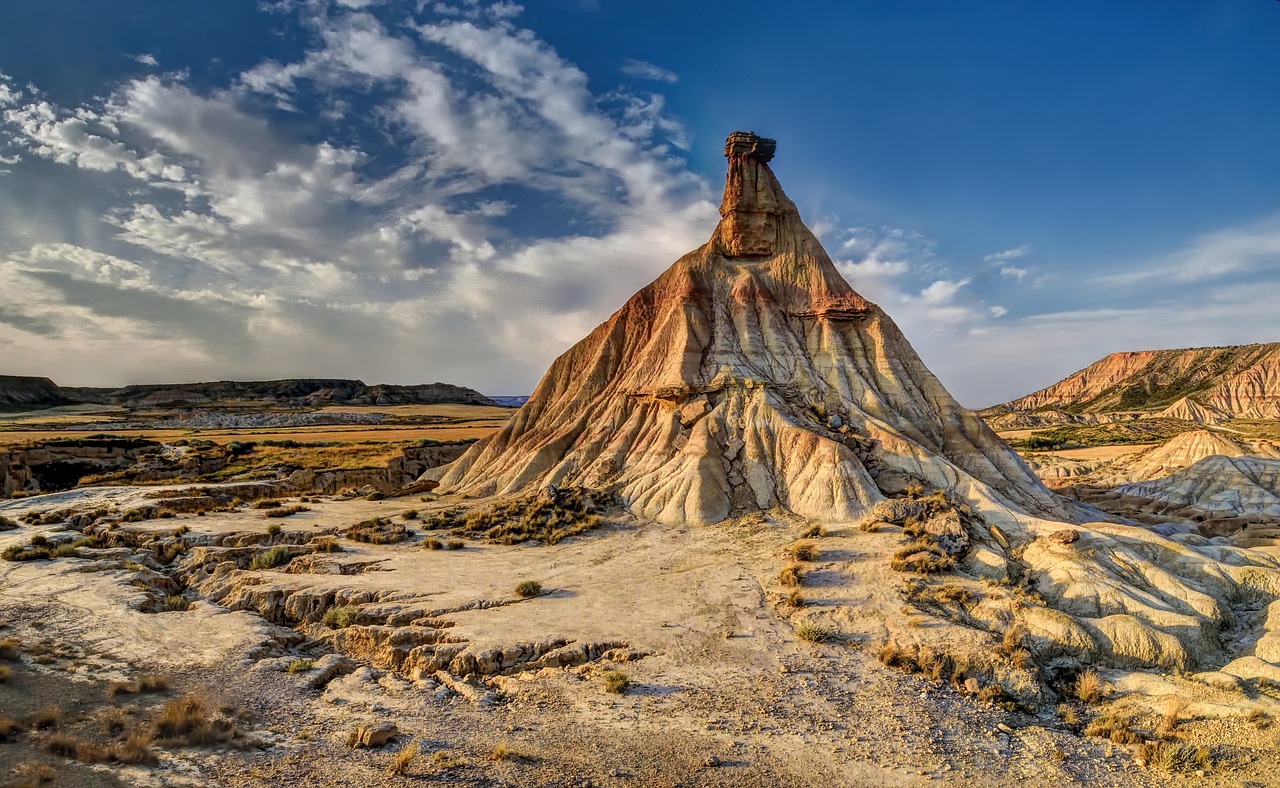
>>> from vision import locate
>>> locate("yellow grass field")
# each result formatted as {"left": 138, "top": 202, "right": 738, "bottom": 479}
{"left": 1041, "top": 443, "right": 1157, "bottom": 461}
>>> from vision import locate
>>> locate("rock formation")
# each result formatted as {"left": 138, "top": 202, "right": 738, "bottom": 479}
{"left": 987, "top": 342, "right": 1280, "bottom": 421}
{"left": 434, "top": 133, "right": 1088, "bottom": 526}
{"left": 0, "top": 375, "right": 68, "bottom": 411}
{"left": 1116, "top": 455, "right": 1280, "bottom": 518}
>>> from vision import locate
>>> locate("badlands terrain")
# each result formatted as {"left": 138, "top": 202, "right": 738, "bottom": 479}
{"left": 3, "top": 135, "right": 1280, "bottom": 787}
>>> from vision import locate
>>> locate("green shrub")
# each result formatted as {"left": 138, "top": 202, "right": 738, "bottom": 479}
{"left": 249, "top": 546, "right": 294, "bottom": 570}
{"left": 285, "top": 658, "right": 315, "bottom": 674}
{"left": 322, "top": 605, "right": 358, "bottom": 629}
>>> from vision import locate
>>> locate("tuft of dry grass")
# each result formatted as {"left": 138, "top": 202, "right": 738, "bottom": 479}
{"left": 514, "top": 580, "right": 542, "bottom": 598}
{"left": 265, "top": 505, "right": 309, "bottom": 519}
{"left": 249, "top": 545, "right": 295, "bottom": 570}
{"left": 389, "top": 741, "right": 419, "bottom": 775}
{"left": 1156, "top": 697, "right": 1189, "bottom": 739}
{"left": 795, "top": 621, "right": 835, "bottom": 643}
{"left": 30, "top": 705, "right": 60, "bottom": 730}
{"left": 0, "top": 636, "right": 20, "bottom": 660}
{"left": 786, "top": 589, "right": 806, "bottom": 608}
{"left": 779, "top": 564, "right": 804, "bottom": 588}
{"left": 0, "top": 716, "right": 23, "bottom": 742}
{"left": 1073, "top": 669, "right": 1103, "bottom": 704}
{"left": 1057, "top": 704, "right": 1079, "bottom": 728}
{"left": 1084, "top": 708, "right": 1142, "bottom": 745}
{"left": 312, "top": 536, "right": 342, "bottom": 553}
{"left": 800, "top": 524, "right": 825, "bottom": 538}
{"left": 152, "top": 693, "right": 235, "bottom": 746}
{"left": 422, "top": 538, "right": 443, "bottom": 550}
{"left": 1138, "top": 740, "right": 1210, "bottom": 773}
{"left": 4, "top": 761, "right": 56, "bottom": 787}
{"left": 788, "top": 541, "right": 819, "bottom": 561}
{"left": 491, "top": 741, "right": 529, "bottom": 762}
{"left": 345, "top": 517, "right": 410, "bottom": 544}
{"left": 602, "top": 670, "right": 630, "bottom": 694}
{"left": 1248, "top": 707, "right": 1270, "bottom": 728}
{"left": 0, "top": 665, "right": 11, "bottom": 683}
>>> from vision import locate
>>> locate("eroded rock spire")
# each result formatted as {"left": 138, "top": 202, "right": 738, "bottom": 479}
{"left": 716, "top": 131, "right": 789, "bottom": 257}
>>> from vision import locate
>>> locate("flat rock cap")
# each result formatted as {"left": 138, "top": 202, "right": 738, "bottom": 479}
{"left": 724, "top": 131, "right": 776, "bottom": 163}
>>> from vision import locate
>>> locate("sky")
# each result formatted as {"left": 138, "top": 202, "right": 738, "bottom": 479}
{"left": 0, "top": 0, "right": 1277, "bottom": 407}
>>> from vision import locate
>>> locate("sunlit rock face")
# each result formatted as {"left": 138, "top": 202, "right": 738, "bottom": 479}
{"left": 435, "top": 133, "right": 1085, "bottom": 526}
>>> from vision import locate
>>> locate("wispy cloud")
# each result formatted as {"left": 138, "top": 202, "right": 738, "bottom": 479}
{"left": 621, "top": 58, "right": 677, "bottom": 83}
{"left": 983, "top": 244, "right": 1030, "bottom": 263}
{"left": 1099, "top": 212, "right": 1280, "bottom": 286}
{"left": 999, "top": 265, "right": 1027, "bottom": 280}
{"left": 131, "top": 54, "right": 159, "bottom": 67}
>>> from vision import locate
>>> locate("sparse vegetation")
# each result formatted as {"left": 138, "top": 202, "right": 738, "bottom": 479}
{"left": 1139, "top": 740, "right": 1211, "bottom": 773}
{"left": 429, "top": 749, "right": 468, "bottom": 770}
{"left": 1073, "top": 669, "right": 1103, "bottom": 704}
{"left": 0, "top": 515, "right": 18, "bottom": 531}
{"left": 152, "top": 693, "right": 237, "bottom": 746}
{"left": 161, "top": 595, "right": 190, "bottom": 612}
{"left": 786, "top": 589, "right": 806, "bottom": 607}
{"left": 265, "top": 505, "right": 309, "bottom": 519}
{"left": 788, "top": 541, "right": 819, "bottom": 561}
{"left": 795, "top": 621, "right": 835, "bottom": 643}
{"left": 780, "top": 563, "right": 804, "bottom": 587}
{"left": 253, "top": 499, "right": 283, "bottom": 510}
{"left": 108, "top": 674, "right": 171, "bottom": 697}
{"left": 421, "top": 487, "right": 610, "bottom": 546}
{"left": 800, "top": 524, "right": 825, "bottom": 538}
{"left": 312, "top": 536, "right": 342, "bottom": 553}
{"left": 1083, "top": 707, "right": 1141, "bottom": 745}
{"left": 2, "top": 542, "right": 53, "bottom": 562}
{"left": 514, "top": 580, "right": 542, "bottom": 598}
{"left": 390, "top": 741, "right": 419, "bottom": 775}
{"left": 602, "top": 670, "right": 631, "bottom": 694}
{"left": 322, "top": 605, "right": 358, "bottom": 629}
{"left": 491, "top": 741, "right": 528, "bottom": 761}
{"left": 345, "top": 517, "right": 410, "bottom": 544}
{"left": 401, "top": 510, "right": 419, "bottom": 520}
{"left": 30, "top": 705, "right": 61, "bottom": 730}
{"left": 0, "top": 636, "right": 20, "bottom": 660}
{"left": 889, "top": 537, "right": 955, "bottom": 574}
{"left": 0, "top": 665, "right": 11, "bottom": 683}
{"left": 286, "top": 658, "right": 315, "bottom": 674}
{"left": 422, "top": 538, "right": 443, "bottom": 550}
{"left": 249, "top": 546, "right": 295, "bottom": 570}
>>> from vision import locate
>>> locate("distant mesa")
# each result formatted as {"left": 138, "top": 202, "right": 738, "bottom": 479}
{"left": 431, "top": 131, "right": 1089, "bottom": 526}
{"left": 0, "top": 376, "right": 497, "bottom": 411}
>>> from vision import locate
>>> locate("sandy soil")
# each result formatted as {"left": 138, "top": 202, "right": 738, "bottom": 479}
{"left": 1037, "top": 444, "right": 1157, "bottom": 462}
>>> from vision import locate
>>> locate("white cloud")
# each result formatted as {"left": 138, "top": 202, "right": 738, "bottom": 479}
{"left": 621, "top": 59, "right": 678, "bottom": 83}
{"left": 988, "top": 305, "right": 1007, "bottom": 318}
{"left": 132, "top": 54, "right": 159, "bottom": 67}
{"left": 983, "top": 244, "right": 1029, "bottom": 263}
{"left": 1000, "top": 265, "right": 1027, "bottom": 280}
{"left": 919, "top": 278, "right": 970, "bottom": 306}
{"left": 1100, "top": 212, "right": 1280, "bottom": 286}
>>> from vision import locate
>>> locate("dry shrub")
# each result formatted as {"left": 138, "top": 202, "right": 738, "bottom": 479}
{"left": 890, "top": 537, "right": 955, "bottom": 574}
{"left": 1084, "top": 708, "right": 1142, "bottom": 745}
{"left": 786, "top": 590, "right": 806, "bottom": 608}
{"left": 4, "top": 762, "right": 55, "bottom": 787}
{"left": 1057, "top": 703, "right": 1079, "bottom": 728}
{"left": 0, "top": 716, "right": 22, "bottom": 742}
{"left": 602, "top": 670, "right": 630, "bottom": 694}
{"left": 424, "top": 488, "right": 610, "bottom": 546}
{"left": 788, "top": 542, "right": 819, "bottom": 561}
{"left": 30, "top": 705, "right": 60, "bottom": 730}
{"left": 1139, "top": 740, "right": 1210, "bottom": 773}
{"left": 429, "top": 750, "right": 467, "bottom": 770}
{"left": 779, "top": 564, "right": 804, "bottom": 588}
{"left": 322, "top": 605, "right": 358, "bottom": 629}
{"left": 249, "top": 546, "right": 295, "bottom": 570}
{"left": 312, "top": 537, "right": 342, "bottom": 553}
{"left": 252, "top": 499, "right": 283, "bottom": 510}
{"left": 152, "top": 694, "right": 235, "bottom": 745}
{"left": 1073, "top": 669, "right": 1103, "bottom": 704}
{"left": 1156, "top": 697, "right": 1189, "bottom": 739}
{"left": 345, "top": 517, "right": 409, "bottom": 544}
{"left": 491, "top": 741, "right": 529, "bottom": 762}
{"left": 800, "top": 524, "right": 825, "bottom": 538}
{"left": 390, "top": 741, "right": 419, "bottom": 775}
{"left": 859, "top": 519, "right": 888, "bottom": 533}
{"left": 286, "top": 658, "right": 315, "bottom": 674}
{"left": 1248, "top": 707, "right": 1270, "bottom": 728}
{"left": 422, "top": 538, "right": 443, "bottom": 550}
{"left": 46, "top": 733, "right": 109, "bottom": 763}
{"left": 112, "top": 730, "right": 155, "bottom": 764}
{"left": 796, "top": 621, "right": 835, "bottom": 643}
{"left": 264, "top": 505, "right": 309, "bottom": 519}
{"left": 514, "top": 580, "right": 542, "bottom": 598}
{"left": 0, "top": 665, "right": 10, "bottom": 683}
{"left": 0, "top": 636, "right": 20, "bottom": 660}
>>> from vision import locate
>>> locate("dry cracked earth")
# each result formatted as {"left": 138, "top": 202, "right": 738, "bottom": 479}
{"left": 1, "top": 485, "right": 1278, "bottom": 787}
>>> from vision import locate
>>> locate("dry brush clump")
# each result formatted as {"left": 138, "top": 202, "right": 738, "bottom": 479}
{"left": 322, "top": 605, "right": 359, "bottom": 629}
{"left": 514, "top": 580, "right": 542, "bottom": 598}
{"left": 788, "top": 541, "right": 819, "bottom": 561}
{"left": 602, "top": 670, "right": 631, "bottom": 694}
{"left": 248, "top": 546, "right": 296, "bottom": 570}
{"left": 345, "top": 517, "right": 410, "bottom": 544}
{"left": 389, "top": 741, "right": 419, "bottom": 775}
{"left": 264, "top": 505, "right": 310, "bottom": 519}
{"left": 1138, "top": 741, "right": 1211, "bottom": 774}
{"left": 779, "top": 563, "right": 805, "bottom": 587}
{"left": 795, "top": 621, "right": 835, "bottom": 643}
{"left": 421, "top": 487, "right": 611, "bottom": 546}
{"left": 889, "top": 538, "right": 956, "bottom": 574}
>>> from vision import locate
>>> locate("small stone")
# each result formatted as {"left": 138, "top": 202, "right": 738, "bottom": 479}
{"left": 353, "top": 721, "right": 397, "bottom": 749}
{"left": 1047, "top": 529, "right": 1079, "bottom": 545}
{"left": 964, "top": 677, "right": 980, "bottom": 695}
{"left": 996, "top": 723, "right": 1014, "bottom": 735}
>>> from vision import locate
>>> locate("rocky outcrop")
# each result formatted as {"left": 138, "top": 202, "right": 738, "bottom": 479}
{"left": 1117, "top": 456, "right": 1280, "bottom": 517}
{"left": 1, "top": 438, "right": 159, "bottom": 496}
{"left": 433, "top": 132, "right": 1091, "bottom": 527}
{"left": 987, "top": 343, "right": 1280, "bottom": 419}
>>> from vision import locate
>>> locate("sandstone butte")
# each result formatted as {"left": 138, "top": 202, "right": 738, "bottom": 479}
{"left": 433, "top": 132, "right": 1089, "bottom": 527}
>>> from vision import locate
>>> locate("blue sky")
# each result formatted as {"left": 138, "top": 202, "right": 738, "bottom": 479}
{"left": 0, "top": 0, "right": 1277, "bottom": 406}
